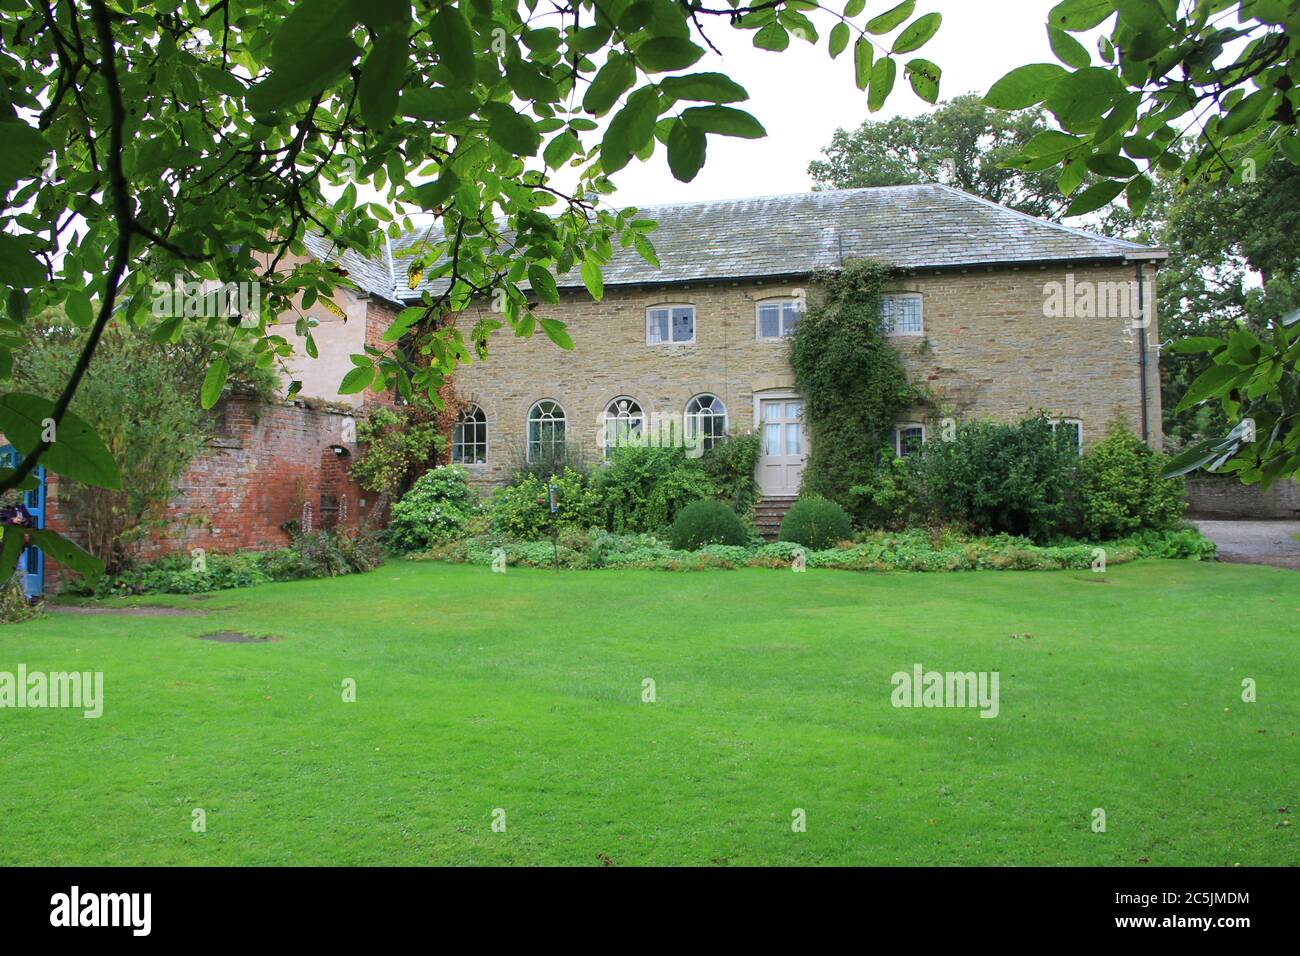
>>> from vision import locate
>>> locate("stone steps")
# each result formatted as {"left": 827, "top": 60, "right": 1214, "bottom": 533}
{"left": 754, "top": 497, "right": 797, "bottom": 541}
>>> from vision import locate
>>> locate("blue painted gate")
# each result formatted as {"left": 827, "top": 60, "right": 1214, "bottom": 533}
{"left": 0, "top": 445, "right": 46, "bottom": 597}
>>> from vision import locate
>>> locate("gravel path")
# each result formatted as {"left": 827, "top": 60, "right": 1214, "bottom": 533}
{"left": 1193, "top": 520, "right": 1300, "bottom": 571}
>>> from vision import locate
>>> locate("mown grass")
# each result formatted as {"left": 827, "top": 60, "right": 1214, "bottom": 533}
{"left": 1, "top": 559, "right": 1296, "bottom": 866}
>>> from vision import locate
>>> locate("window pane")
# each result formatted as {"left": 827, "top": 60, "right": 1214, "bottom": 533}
{"left": 881, "top": 295, "right": 895, "bottom": 332}
{"left": 672, "top": 307, "right": 694, "bottom": 342}
{"left": 758, "top": 304, "right": 780, "bottom": 338}
{"left": 763, "top": 402, "right": 781, "bottom": 422}
{"left": 898, "top": 297, "right": 922, "bottom": 333}
{"left": 898, "top": 427, "right": 924, "bottom": 457}
{"left": 783, "top": 302, "right": 801, "bottom": 335}
{"left": 785, "top": 423, "right": 801, "bottom": 455}
{"left": 763, "top": 423, "right": 781, "bottom": 455}
{"left": 785, "top": 402, "right": 800, "bottom": 419}
{"left": 647, "top": 310, "right": 668, "bottom": 343}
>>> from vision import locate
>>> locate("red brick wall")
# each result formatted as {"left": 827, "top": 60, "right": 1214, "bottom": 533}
{"left": 44, "top": 398, "right": 376, "bottom": 591}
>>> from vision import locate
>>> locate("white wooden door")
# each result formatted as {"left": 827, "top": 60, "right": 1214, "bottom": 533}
{"left": 757, "top": 397, "right": 806, "bottom": 496}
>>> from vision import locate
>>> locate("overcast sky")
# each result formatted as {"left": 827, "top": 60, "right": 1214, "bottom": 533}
{"left": 607, "top": 0, "right": 1059, "bottom": 208}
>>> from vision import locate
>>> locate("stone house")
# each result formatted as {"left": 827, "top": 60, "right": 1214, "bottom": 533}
{"left": 32, "top": 184, "right": 1166, "bottom": 591}
{"left": 302, "top": 184, "right": 1166, "bottom": 503}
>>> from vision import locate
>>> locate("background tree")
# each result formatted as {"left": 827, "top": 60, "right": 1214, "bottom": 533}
{"left": 16, "top": 319, "right": 276, "bottom": 573}
{"left": 809, "top": 94, "right": 1077, "bottom": 219}
{"left": 986, "top": 0, "right": 1300, "bottom": 485}
{"left": 0, "top": 0, "right": 949, "bottom": 581}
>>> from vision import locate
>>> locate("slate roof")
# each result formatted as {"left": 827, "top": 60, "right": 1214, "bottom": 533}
{"left": 309, "top": 184, "right": 1165, "bottom": 303}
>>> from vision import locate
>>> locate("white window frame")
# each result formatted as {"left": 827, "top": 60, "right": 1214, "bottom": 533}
{"left": 451, "top": 403, "right": 489, "bottom": 466}
{"left": 1050, "top": 418, "right": 1084, "bottom": 455}
{"left": 685, "top": 393, "right": 728, "bottom": 452}
{"left": 600, "top": 396, "right": 646, "bottom": 458}
{"left": 892, "top": 423, "right": 927, "bottom": 458}
{"left": 755, "top": 298, "right": 803, "bottom": 341}
{"left": 646, "top": 304, "right": 696, "bottom": 345}
{"left": 882, "top": 293, "right": 924, "bottom": 336}
{"left": 526, "top": 399, "right": 567, "bottom": 462}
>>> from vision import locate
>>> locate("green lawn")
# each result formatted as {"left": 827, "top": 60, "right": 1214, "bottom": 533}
{"left": 1, "top": 559, "right": 1296, "bottom": 866}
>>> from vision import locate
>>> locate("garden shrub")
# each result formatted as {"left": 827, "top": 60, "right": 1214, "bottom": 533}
{"left": 702, "top": 433, "right": 762, "bottom": 518}
{"left": 779, "top": 496, "right": 854, "bottom": 549}
{"left": 0, "top": 572, "right": 41, "bottom": 624}
{"left": 490, "top": 468, "right": 599, "bottom": 540}
{"left": 790, "top": 260, "right": 921, "bottom": 508}
{"left": 669, "top": 499, "right": 747, "bottom": 550}
{"left": 594, "top": 446, "right": 717, "bottom": 534}
{"left": 414, "top": 526, "right": 1213, "bottom": 573}
{"left": 911, "top": 415, "right": 1080, "bottom": 542}
{"left": 386, "top": 465, "right": 480, "bottom": 552}
{"left": 350, "top": 402, "right": 444, "bottom": 499}
{"left": 848, "top": 448, "right": 925, "bottom": 530}
{"left": 1077, "top": 423, "right": 1185, "bottom": 539}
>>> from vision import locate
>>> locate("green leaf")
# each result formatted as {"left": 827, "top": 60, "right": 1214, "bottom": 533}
{"left": 338, "top": 362, "right": 375, "bottom": 395}
{"left": 1176, "top": 364, "right": 1241, "bottom": 411}
{"left": 1125, "top": 173, "right": 1153, "bottom": 215}
{"left": 844, "top": 0, "right": 867, "bottom": 17}
{"left": 0, "top": 394, "right": 121, "bottom": 489}
{"left": 481, "top": 102, "right": 541, "bottom": 157}
{"left": 400, "top": 88, "right": 478, "bottom": 122}
{"left": 1048, "top": 0, "right": 1114, "bottom": 31}
{"left": 539, "top": 318, "right": 574, "bottom": 350}
{"left": 658, "top": 73, "right": 749, "bottom": 104}
{"left": 635, "top": 36, "right": 705, "bottom": 73}
{"left": 201, "top": 356, "right": 229, "bottom": 409}
{"left": 347, "top": 0, "right": 408, "bottom": 30}
{"left": 865, "top": 0, "right": 915, "bottom": 34}
{"left": 601, "top": 86, "right": 660, "bottom": 174}
{"left": 1045, "top": 66, "right": 1123, "bottom": 130}
{"left": 0, "top": 525, "right": 23, "bottom": 581}
{"left": 0, "top": 119, "right": 50, "bottom": 194}
{"left": 581, "top": 259, "right": 604, "bottom": 301}
{"left": 891, "top": 12, "right": 941, "bottom": 54}
{"left": 985, "top": 64, "right": 1067, "bottom": 110}
{"left": 1111, "top": 0, "right": 1168, "bottom": 33}
{"left": 429, "top": 6, "right": 476, "bottom": 86}
{"left": 64, "top": 290, "right": 92, "bottom": 328}
{"left": 359, "top": 27, "right": 408, "bottom": 130}
{"left": 150, "top": 316, "right": 183, "bottom": 344}
{"left": 543, "top": 130, "right": 580, "bottom": 169}
{"left": 828, "top": 23, "right": 851, "bottom": 59}
{"left": 681, "top": 105, "right": 766, "bottom": 139}
{"left": 249, "top": 35, "right": 359, "bottom": 113}
{"left": 1048, "top": 25, "right": 1091, "bottom": 68}
{"left": 1085, "top": 153, "right": 1139, "bottom": 177}
{"left": 0, "top": 234, "right": 45, "bottom": 288}
{"left": 868, "top": 56, "right": 897, "bottom": 112}
{"left": 28, "top": 528, "right": 103, "bottom": 581}
{"left": 413, "top": 169, "right": 461, "bottom": 210}
{"left": 505, "top": 57, "right": 560, "bottom": 103}
{"left": 1064, "top": 178, "right": 1126, "bottom": 216}
{"left": 753, "top": 22, "right": 790, "bottom": 52}
{"left": 905, "top": 58, "right": 940, "bottom": 104}
{"left": 527, "top": 265, "right": 560, "bottom": 304}
{"left": 853, "top": 37, "right": 874, "bottom": 91}
{"left": 667, "top": 120, "right": 707, "bottom": 182}
{"left": 583, "top": 52, "right": 635, "bottom": 116}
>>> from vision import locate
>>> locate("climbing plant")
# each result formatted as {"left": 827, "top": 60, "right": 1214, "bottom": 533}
{"left": 790, "top": 260, "right": 920, "bottom": 513}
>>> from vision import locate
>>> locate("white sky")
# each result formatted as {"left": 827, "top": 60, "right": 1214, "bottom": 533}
{"left": 606, "top": 0, "right": 1060, "bottom": 207}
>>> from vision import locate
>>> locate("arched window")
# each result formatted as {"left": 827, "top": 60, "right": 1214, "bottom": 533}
{"left": 452, "top": 403, "right": 488, "bottom": 464}
{"left": 686, "top": 394, "right": 727, "bottom": 452}
{"left": 527, "top": 400, "right": 566, "bottom": 461}
{"left": 601, "top": 397, "right": 644, "bottom": 456}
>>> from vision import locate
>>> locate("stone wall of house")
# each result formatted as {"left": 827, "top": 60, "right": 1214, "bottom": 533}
{"left": 1184, "top": 477, "right": 1300, "bottom": 519}
{"left": 443, "top": 262, "right": 1162, "bottom": 488}
{"left": 43, "top": 397, "right": 371, "bottom": 592}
